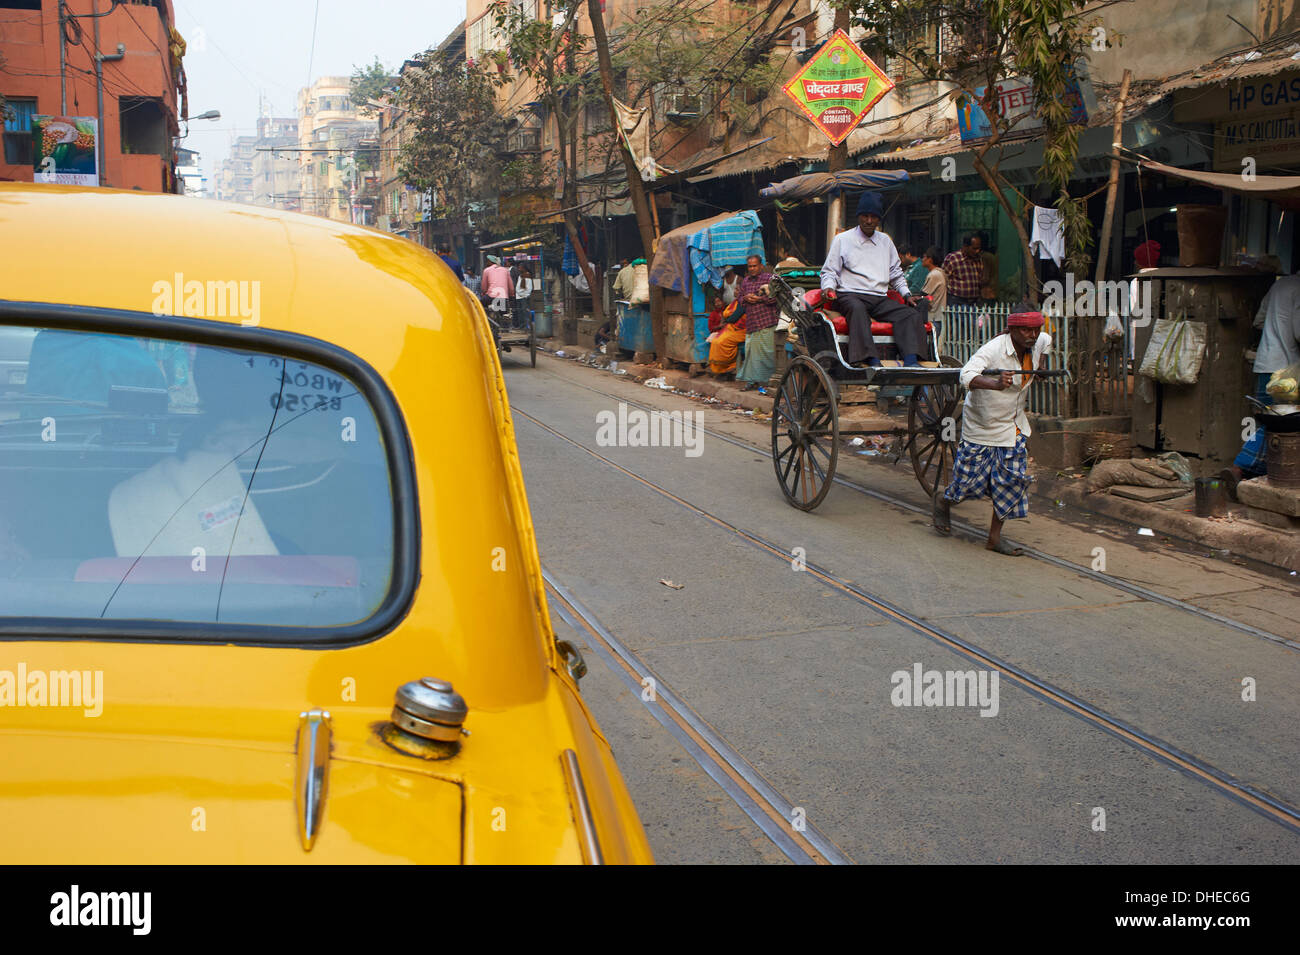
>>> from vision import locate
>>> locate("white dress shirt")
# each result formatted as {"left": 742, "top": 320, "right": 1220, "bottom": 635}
{"left": 820, "top": 226, "right": 910, "bottom": 298}
{"left": 1253, "top": 274, "right": 1300, "bottom": 374}
{"left": 959, "top": 332, "right": 1052, "bottom": 447}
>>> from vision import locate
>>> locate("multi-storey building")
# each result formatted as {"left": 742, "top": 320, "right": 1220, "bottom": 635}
{"left": 296, "top": 76, "right": 375, "bottom": 222}
{"left": 1, "top": 0, "right": 186, "bottom": 192}
{"left": 213, "top": 134, "right": 256, "bottom": 204}
{"left": 250, "top": 115, "right": 299, "bottom": 212}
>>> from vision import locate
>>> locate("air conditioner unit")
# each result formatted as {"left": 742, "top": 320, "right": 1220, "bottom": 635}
{"left": 665, "top": 93, "right": 702, "bottom": 121}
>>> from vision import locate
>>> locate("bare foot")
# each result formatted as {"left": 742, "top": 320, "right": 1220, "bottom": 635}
{"left": 985, "top": 538, "right": 1025, "bottom": 556}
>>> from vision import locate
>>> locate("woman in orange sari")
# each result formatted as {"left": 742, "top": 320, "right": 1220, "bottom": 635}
{"left": 708, "top": 298, "right": 747, "bottom": 377}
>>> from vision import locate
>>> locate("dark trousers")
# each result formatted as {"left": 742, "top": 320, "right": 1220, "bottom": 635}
{"left": 835, "top": 292, "right": 927, "bottom": 364}
{"left": 949, "top": 294, "right": 979, "bottom": 307}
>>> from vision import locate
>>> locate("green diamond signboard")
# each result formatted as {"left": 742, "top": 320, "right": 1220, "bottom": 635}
{"left": 783, "top": 29, "right": 895, "bottom": 146}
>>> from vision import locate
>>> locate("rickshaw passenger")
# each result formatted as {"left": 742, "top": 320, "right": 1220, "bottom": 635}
{"left": 819, "top": 191, "right": 927, "bottom": 368}
{"left": 481, "top": 256, "right": 514, "bottom": 316}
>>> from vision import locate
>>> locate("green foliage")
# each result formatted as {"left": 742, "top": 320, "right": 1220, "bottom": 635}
{"left": 350, "top": 57, "right": 394, "bottom": 115}
{"left": 397, "top": 54, "right": 508, "bottom": 232}
{"left": 610, "top": 1, "right": 785, "bottom": 139}
{"left": 843, "top": 0, "right": 1104, "bottom": 282}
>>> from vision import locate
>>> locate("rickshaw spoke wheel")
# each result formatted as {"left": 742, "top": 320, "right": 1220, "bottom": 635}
{"left": 771, "top": 356, "right": 838, "bottom": 511}
{"left": 908, "top": 355, "right": 962, "bottom": 497}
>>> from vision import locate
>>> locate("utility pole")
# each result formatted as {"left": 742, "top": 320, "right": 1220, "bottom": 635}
{"left": 825, "top": 4, "right": 851, "bottom": 252}
{"left": 1094, "top": 69, "right": 1132, "bottom": 286}
{"left": 92, "top": 1, "right": 125, "bottom": 187}
{"left": 59, "top": 0, "right": 67, "bottom": 114}
{"left": 588, "top": 0, "right": 665, "bottom": 359}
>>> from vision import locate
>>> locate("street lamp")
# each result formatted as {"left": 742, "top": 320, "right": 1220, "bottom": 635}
{"left": 180, "top": 110, "right": 221, "bottom": 140}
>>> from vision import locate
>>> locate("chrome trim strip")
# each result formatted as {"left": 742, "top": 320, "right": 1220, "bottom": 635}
{"left": 295, "top": 708, "right": 332, "bottom": 851}
{"left": 560, "top": 749, "right": 604, "bottom": 865}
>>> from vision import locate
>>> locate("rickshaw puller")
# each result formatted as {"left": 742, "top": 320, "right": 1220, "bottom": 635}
{"left": 933, "top": 307, "right": 1051, "bottom": 556}
{"left": 819, "top": 191, "right": 927, "bottom": 367}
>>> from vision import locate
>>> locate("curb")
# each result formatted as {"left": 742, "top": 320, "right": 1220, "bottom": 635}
{"left": 1035, "top": 474, "right": 1300, "bottom": 572}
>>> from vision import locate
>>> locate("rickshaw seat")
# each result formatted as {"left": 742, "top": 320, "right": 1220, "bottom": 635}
{"left": 825, "top": 313, "right": 932, "bottom": 336}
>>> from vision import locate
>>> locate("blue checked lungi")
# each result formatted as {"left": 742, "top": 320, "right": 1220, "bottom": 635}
{"left": 943, "top": 435, "right": 1031, "bottom": 520}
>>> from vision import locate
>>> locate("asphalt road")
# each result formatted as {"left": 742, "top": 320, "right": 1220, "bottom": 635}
{"left": 505, "top": 352, "right": 1300, "bottom": 865}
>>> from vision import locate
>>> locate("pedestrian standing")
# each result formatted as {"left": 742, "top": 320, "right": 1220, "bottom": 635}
{"left": 514, "top": 265, "right": 535, "bottom": 328}
{"left": 613, "top": 258, "right": 635, "bottom": 301}
{"left": 943, "top": 234, "right": 984, "bottom": 306}
{"left": 902, "top": 245, "right": 928, "bottom": 296}
{"left": 1223, "top": 272, "right": 1300, "bottom": 494}
{"left": 437, "top": 244, "right": 464, "bottom": 282}
{"left": 933, "top": 306, "right": 1052, "bottom": 556}
{"left": 736, "top": 255, "right": 779, "bottom": 390}
{"left": 922, "top": 245, "right": 947, "bottom": 349}
{"left": 464, "top": 265, "right": 482, "bottom": 299}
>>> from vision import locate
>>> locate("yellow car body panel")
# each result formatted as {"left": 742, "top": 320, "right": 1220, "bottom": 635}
{"left": 0, "top": 185, "right": 652, "bottom": 864}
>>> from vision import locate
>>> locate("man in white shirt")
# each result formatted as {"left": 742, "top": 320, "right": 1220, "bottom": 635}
{"left": 1223, "top": 272, "right": 1300, "bottom": 491}
{"left": 933, "top": 307, "right": 1052, "bottom": 556}
{"left": 819, "top": 191, "right": 927, "bottom": 367}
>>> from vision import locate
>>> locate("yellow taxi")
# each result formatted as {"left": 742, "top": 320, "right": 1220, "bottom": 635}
{"left": 0, "top": 184, "right": 652, "bottom": 864}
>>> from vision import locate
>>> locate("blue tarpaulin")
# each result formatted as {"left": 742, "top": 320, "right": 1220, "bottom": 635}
{"left": 651, "top": 210, "right": 764, "bottom": 294}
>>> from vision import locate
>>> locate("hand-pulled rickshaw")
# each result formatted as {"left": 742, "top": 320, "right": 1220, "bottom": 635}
{"left": 766, "top": 271, "right": 964, "bottom": 510}
{"left": 485, "top": 238, "right": 545, "bottom": 368}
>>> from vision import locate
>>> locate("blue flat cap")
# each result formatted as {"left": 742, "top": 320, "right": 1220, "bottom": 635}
{"left": 856, "top": 191, "right": 883, "bottom": 218}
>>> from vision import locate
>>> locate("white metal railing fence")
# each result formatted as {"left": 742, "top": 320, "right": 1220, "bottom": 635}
{"left": 938, "top": 302, "right": 1072, "bottom": 417}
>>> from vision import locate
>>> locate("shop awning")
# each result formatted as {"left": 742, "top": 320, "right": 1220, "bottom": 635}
{"left": 759, "top": 168, "right": 910, "bottom": 200}
{"left": 479, "top": 232, "right": 548, "bottom": 251}
{"left": 1138, "top": 158, "right": 1300, "bottom": 204}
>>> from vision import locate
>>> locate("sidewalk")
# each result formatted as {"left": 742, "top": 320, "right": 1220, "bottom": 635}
{"left": 534, "top": 340, "right": 1300, "bottom": 573}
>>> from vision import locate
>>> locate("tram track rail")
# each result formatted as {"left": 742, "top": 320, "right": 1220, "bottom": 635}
{"left": 514, "top": 402, "right": 1300, "bottom": 840}
{"left": 544, "top": 570, "right": 851, "bottom": 865}
{"left": 518, "top": 365, "right": 1297, "bottom": 652}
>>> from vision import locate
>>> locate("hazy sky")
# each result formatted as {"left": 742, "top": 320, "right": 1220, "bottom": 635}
{"left": 172, "top": 0, "right": 464, "bottom": 184}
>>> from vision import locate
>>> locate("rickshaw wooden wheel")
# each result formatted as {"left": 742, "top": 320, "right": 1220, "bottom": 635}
{"left": 771, "top": 355, "right": 839, "bottom": 511}
{"left": 908, "top": 354, "right": 963, "bottom": 496}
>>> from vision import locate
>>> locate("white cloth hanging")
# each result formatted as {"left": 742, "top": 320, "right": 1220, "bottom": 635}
{"left": 1030, "top": 205, "right": 1065, "bottom": 267}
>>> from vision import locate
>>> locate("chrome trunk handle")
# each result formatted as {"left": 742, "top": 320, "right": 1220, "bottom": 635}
{"left": 295, "top": 708, "right": 332, "bottom": 851}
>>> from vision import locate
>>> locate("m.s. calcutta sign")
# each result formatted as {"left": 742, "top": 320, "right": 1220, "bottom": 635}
{"left": 782, "top": 29, "right": 894, "bottom": 147}
{"left": 1173, "top": 69, "right": 1300, "bottom": 171}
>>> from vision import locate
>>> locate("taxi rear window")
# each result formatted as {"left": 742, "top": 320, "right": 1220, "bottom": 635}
{"left": 0, "top": 324, "right": 401, "bottom": 637}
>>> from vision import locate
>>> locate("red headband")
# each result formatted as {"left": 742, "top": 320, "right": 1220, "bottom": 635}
{"left": 1007, "top": 311, "right": 1045, "bottom": 327}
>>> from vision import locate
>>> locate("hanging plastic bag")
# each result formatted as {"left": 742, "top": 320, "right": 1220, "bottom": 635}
{"left": 1103, "top": 310, "right": 1125, "bottom": 344}
{"left": 1138, "top": 312, "right": 1207, "bottom": 385}
{"left": 1266, "top": 361, "right": 1300, "bottom": 403}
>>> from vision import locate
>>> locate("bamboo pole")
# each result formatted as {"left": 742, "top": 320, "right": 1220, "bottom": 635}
{"left": 1094, "top": 69, "right": 1132, "bottom": 286}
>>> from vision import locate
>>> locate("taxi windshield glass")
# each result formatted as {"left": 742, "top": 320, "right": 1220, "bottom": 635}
{"left": 0, "top": 325, "right": 396, "bottom": 631}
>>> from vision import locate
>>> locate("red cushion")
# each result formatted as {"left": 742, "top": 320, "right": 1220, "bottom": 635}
{"left": 826, "top": 314, "right": 932, "bottom": 336}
